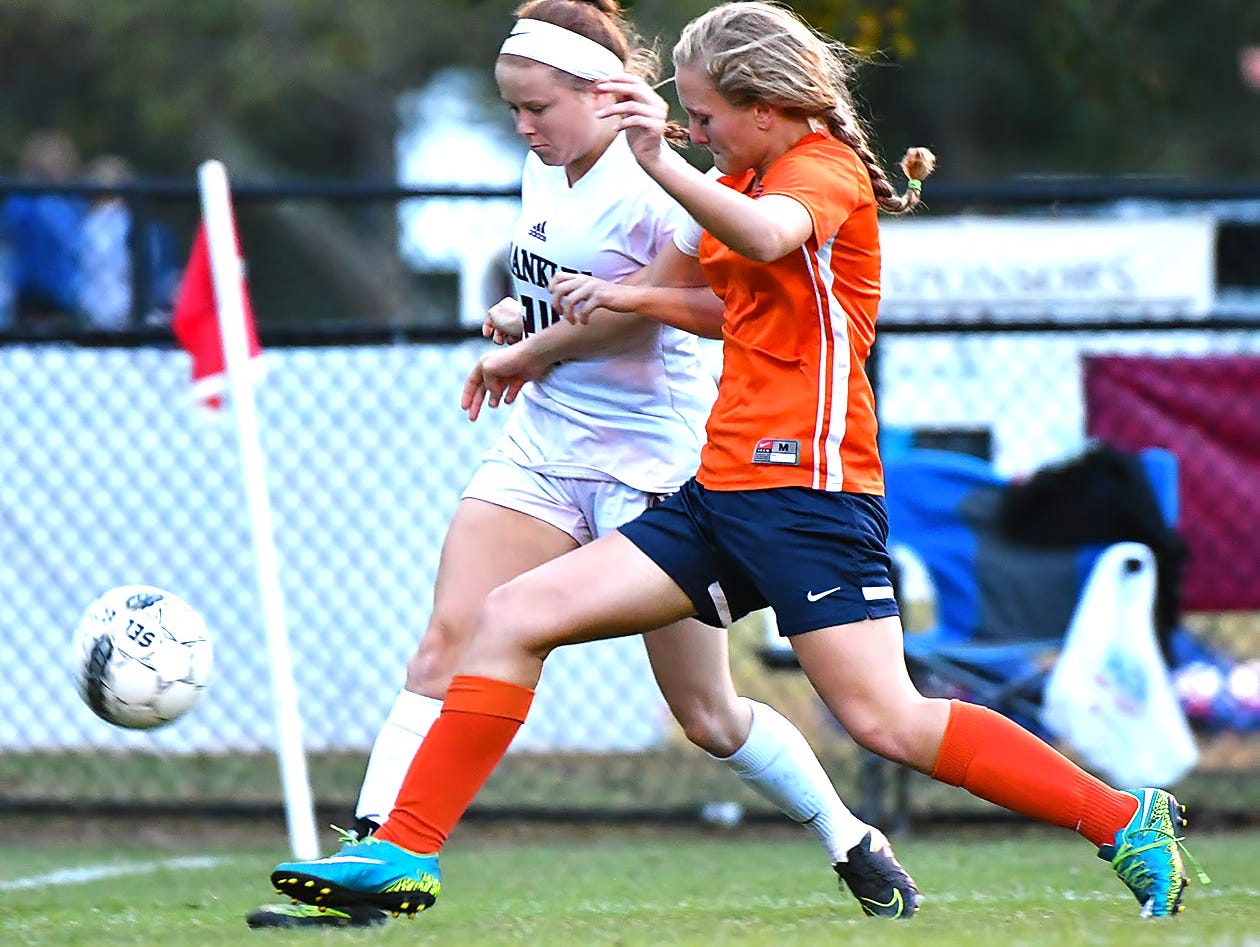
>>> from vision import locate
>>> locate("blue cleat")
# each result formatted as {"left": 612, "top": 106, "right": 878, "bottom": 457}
{"left": 1098, "top": 788, "right": 1210, "bottom": 918}
{"left": 271, "top": 836, "right": 441, "bottom": 917}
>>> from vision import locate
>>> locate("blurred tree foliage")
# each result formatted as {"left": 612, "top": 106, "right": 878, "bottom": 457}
{"left": 2, "top": 0, "right": 1257, "bottom": 181}
{"left": 0, "top": 0, "right": 1254, "bottom": 327}
{"left": 854, "top": 0, "right": 1260, "bottom": 178}
{"left": 0, "top": 0, "right": 512, "bottom": 180}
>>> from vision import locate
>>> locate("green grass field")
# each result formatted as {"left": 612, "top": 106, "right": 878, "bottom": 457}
{"left": 3, "top": 823, "right": 1255, "bottom": 946}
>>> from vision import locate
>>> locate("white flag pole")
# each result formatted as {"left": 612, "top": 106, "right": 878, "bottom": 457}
{"left": 197, "top": 159, "right": 320, "bottom": 860}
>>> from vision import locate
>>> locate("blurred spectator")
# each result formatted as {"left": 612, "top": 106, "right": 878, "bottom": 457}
{"left": 77, "top": 154, "right": 180, "bottom": 330}
{"left": 0, "top": 235, "right": 14, "bottom": 330}
{"left": 1242, "top": 46, "right": 1260, "bottom": 92}
{"left": 0, "top": 129, "right": 87, "bottom": 322}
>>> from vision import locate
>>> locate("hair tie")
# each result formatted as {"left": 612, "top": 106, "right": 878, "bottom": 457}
{"left": 906, "top": 179, "right": 922, "bottom": 192}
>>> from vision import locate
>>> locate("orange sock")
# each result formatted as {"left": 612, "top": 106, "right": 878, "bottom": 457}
{"left": 375, "top": 674, "right": 534, "bottom": 854}
{"left": 930, "top": 700, "right": 1138, "bottom": 848}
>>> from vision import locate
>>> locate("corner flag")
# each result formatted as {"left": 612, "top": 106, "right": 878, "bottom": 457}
{"left": 172, "top": 223, "right": 261, "bottom": 408}
{"left": 180, "top": 159, "right": 319, "bottom": 861}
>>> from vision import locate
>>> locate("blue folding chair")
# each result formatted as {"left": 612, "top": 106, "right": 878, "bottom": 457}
{"left": 887, "top": 446, "right": 1179, "bottom": 718}
{"left": 867, "top": 445, "right": 1181, "bottom": 825}
{"left": 889, "top": 449, "right": 1079, "bottom": 731}
{"left": 760, "top": 444, "right": 1182, "bottom": 828}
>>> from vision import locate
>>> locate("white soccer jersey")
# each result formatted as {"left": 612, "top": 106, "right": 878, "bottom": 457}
{"left": 494, "top": 133, "right": 716, "bottom": 494}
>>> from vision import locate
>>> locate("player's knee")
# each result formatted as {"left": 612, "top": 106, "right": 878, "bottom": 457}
{"left": 679, "top": 716, "right": 743, "bottom": 758}
{"left": 840, "top": 696, "right": 934, "bottom": 767}
{"left": 672, "top": 699, "right": 746, "bottom": 757}
{"left": 404, "top": 618, "right": 468, "bottom": 693}
{"left": 844, "top": 717, "right": 903, "bottom": 761}
{"left": 474, "top": 583, "right": 550, "bottom": 660}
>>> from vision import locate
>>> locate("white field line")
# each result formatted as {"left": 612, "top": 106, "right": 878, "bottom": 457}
{"left": 551, "top": 882, "right": 1259, "bottom": 919}
{"left": 0, "top": 855, "right": 226, "bottom": 892}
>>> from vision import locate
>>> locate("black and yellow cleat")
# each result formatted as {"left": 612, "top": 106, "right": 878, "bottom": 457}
{"left": 833, "top": 829, "right": 922, "bottom": 919}
{"left": 245, "top": 902, "right": 389, "bottom": 929}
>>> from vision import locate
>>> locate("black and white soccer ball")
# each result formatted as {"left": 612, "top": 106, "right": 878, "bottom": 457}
{"left": 72, "top": 585, "right": 214, "bottom": 730}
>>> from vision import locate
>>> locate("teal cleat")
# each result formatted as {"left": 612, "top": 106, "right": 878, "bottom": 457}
{"left": 1098, "top": 788, "right": 1210, "bottom": 918}
{"left": 271, "top": 836, "right": 441, "bottom": 917}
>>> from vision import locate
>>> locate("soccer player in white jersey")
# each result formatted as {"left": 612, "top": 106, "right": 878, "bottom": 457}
{"left": 248, "top": 0, "right": 919, "bottom": 929}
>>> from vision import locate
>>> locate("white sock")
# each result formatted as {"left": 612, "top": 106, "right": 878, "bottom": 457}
{"left": 714, "top": 699, "right": 869, "bottom": 864}
{"left": 354, "top": 689, "right": 443, "bottom": 825}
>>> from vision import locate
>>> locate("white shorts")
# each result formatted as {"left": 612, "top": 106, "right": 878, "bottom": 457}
{"left": 461, "top": 451, "right": 667, "bottom": 546}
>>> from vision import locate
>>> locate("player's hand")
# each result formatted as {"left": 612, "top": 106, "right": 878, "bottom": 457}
{"left": 482, "top": 297, "right": 524, "bottom": 346}
{"left": 595, "top": 75, "right": 670, "bottom": 170}
{"left": 460, "top": 345, "right": 545, "bottom": 421}
{"left": 550, "top": 272, "right": 639, "bottom": 325}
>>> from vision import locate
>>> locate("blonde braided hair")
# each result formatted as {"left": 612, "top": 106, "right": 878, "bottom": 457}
{"left": 674, "top": 1, "right": 933, "bottom": 212}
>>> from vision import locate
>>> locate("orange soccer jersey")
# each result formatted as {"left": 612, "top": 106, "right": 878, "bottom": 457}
{"left": 696, "top": 132, "right": 883, "bottom": 494}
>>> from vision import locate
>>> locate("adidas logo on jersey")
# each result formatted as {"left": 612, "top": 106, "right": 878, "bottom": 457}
{"left": 528, "top": 220, "right": 547, "bottom": 242}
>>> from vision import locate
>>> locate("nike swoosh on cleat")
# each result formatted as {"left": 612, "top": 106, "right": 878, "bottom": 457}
{"left": 307, "top": 855, "right": 389, "bottom": 866}
{"left": 806, "top": 585, "right": 844, "bottom": 602}
{"left": 860, "top": 890, "right": 904, "bottom": 915}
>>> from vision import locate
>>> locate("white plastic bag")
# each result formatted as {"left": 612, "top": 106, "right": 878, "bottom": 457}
{"left": 1041, "top": 542, "right": 1198, "bottom": 787}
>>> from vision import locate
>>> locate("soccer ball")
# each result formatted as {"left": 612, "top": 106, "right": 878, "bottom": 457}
{"left": 72, "top": 585, "right": 214, "bottom": 730}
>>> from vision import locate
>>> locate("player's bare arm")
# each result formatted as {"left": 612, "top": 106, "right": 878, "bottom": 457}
{"left": 595, "top": 74, "right": 813, "bottom": 262}
{"left": 462, "top": 305, "right": 656, "bottom": 421}
{"left": 551, "top": 273, "right": 724, "bottom": 339}
{"left": 509, "top": 299, "right": 658, "bottom": 364}
{"left": 552, "top": 242, "right": 724, "bottom": 338}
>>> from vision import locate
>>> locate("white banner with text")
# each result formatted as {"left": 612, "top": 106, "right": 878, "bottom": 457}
{"left": 880, "top": 215, "right": 1215, "bottom": 321}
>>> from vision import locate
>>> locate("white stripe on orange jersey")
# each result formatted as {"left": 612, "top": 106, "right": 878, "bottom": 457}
{"left": 802, "top": 235, "right": 851, "bottom": 491}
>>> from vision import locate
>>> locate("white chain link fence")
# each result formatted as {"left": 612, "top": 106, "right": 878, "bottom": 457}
{"left": 0, "top": 341, "right": 673, "bottom": 758}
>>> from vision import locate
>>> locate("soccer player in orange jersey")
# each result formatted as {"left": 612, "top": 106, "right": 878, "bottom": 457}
{"left": 273, "top": 1, "right": 1204, "bottom": 920}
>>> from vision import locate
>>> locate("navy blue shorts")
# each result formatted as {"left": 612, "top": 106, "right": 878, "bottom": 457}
{"left": 619, "top": 479, "right": 899, "bottom": 636}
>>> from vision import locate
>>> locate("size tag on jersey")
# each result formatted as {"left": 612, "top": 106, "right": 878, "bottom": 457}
{"left": 751, "top": 438, "right": 801, "bottom": 465}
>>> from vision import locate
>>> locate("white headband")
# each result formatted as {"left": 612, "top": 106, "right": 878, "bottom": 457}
{"left": 499, "top": 18, "right": 624, "bottom": 82}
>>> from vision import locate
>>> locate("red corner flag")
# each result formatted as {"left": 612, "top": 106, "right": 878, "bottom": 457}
{"left": 172, "top": 223, "right": 261, "bottom": 408}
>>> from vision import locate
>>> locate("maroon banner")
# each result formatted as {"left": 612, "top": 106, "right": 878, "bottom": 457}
{"left": 1084, "top": 355, "right": 1260, "bottom": 611}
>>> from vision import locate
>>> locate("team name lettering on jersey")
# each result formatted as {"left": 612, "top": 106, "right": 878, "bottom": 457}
{"left": 510, "top": 244, "right": 593, "bottom": 337}
{"left": 751, "top": 438, "right": 801, "bottom": 465}
{"left": 509, "top": 245, "right": 590, "bottom": 292}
